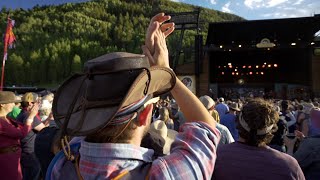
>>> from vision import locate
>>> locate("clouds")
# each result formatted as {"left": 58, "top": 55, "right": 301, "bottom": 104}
{"left": 293, "top": 0, "right": 304, "bottom": 5}
{"left": 244, "top": 0, "right": 263, "bottom": 9}
{"left": 240, "top": 0, "right": 320, "bottom": 19}
{"left": 222, "top": 2, "right": 232, "bottom": 13}
{"left": 244, "top": 0, "right": 289, "bottom": 9}
{"left": 264, "top": 0, "right": 319, "bottom": 19}
{"left": 210, "top": 0, "right": 217, "bottom": 5}
{"left": 267, "top": 0, "right": 288, "bottom": 7}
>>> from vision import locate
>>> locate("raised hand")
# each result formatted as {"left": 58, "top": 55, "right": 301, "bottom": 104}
{"left": 145, "top": 13, "right": 174, "bottom": 55}
{"left": 29, "top": 103, "right": 40, "bottom": 118}
{"left": 143, "top": 13, "right": 175, "bottom": 67}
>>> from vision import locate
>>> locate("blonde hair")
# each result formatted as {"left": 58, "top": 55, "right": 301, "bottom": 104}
{"left": 159, "top": 107, "right": 170, "bottom": 124}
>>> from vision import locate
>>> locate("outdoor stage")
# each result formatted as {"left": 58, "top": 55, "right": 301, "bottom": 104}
{"left": 203, "top": 14, "right": 320, "bottom": 100}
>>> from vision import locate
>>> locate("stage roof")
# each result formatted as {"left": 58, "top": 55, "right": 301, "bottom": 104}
{"left": 206, "top": 15, "right": 320, "bottom": 49}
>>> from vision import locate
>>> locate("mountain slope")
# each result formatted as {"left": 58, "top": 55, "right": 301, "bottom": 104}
{"left": 0, "top": 0, "right": 244, "bottom": 86}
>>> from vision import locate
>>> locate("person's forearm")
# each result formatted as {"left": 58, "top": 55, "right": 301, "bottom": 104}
{"left": 170, "top": 77, "right": 216, "bottom": 128}
{"left": 43, "top": 117, "right": 51, "bottom": 127}
{"left": 286, "top": 145, "right": 294, "bottom": 156}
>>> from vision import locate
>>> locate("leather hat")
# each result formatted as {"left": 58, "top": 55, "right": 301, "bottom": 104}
{"left": 53, "top": 52, "right": 176, "bottom": 136}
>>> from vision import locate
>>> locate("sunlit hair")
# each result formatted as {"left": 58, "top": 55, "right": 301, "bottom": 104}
{"left": 237, "top": 98, "right": 279, "bottom": 147}
{"left": 85, "top": 116, "right": 139, "bottom": 143}
{"left": 159, "top": 107, "right": 170, "bottom": 124}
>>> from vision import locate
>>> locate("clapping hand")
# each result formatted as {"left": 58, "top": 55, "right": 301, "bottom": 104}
{"left": 143, "top": 13, "right": 175, "bottom": 68}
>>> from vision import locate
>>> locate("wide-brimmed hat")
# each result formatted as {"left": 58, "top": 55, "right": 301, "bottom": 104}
{"left": 53, "top": 52, "right": 176, "bottom": 136}
{"left": 149, "top": 120, "right": 178, "bottom": 155}
{"left": 228, "top": 102, "right": 241, "bottom": 112}
{"left": 0, "top": 91, "right": 21, "bottom": 104}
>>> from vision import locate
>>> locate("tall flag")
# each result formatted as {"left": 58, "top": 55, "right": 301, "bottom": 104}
{"left": 1, "top": 16, "right": 16, "bottom": 90}
{"left": 3, "top": 17, "right": 16, "bottom": 61}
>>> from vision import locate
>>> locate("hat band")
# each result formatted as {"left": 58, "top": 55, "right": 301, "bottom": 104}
{"left": 115, "top": 95, "right": 151, "bottom": 118}
{"left": 239, "top": 112, "right": 274, "bottom": 135}
{"left": 110, "top": 95, "right": 159, "bottom": 125}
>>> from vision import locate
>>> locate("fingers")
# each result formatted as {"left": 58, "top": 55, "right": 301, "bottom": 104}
{"left": 145, "top": 21, "right": 160, "bottom": 54}
{"left": 32, "top": 103, "right": 40, "bottom": 112}
{"left": 294, "top": 130, "right": 305, "bottom": 139}
{"left": 150, "top": 13, "right": 171, "bottom": 25}
{"left": 160, "top": 22, "right": 175, "bottom": 37}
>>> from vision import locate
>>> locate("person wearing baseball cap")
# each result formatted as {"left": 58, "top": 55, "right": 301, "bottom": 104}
{"left": 220, "top": 102, "right": 241, "bottom": 140}
{"left": 16, "top": 92, "right": 52, "bottom": 180}
{"left": 199, "top": 95, "right": 234, "bottom": 145}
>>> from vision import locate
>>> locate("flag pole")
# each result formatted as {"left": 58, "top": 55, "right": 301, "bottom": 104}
{"left": 0, "top": 55, "right": 6, "bottom": 91}
{"left": 1, "top": 14, "right": 10, "bottom": 91}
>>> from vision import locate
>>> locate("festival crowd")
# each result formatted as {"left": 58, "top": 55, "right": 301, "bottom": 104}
{"left": 1, "top": 13, "right": 320, "bottom": 180}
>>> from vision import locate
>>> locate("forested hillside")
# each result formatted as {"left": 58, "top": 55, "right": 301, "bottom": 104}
{"left": 0, "top": 0, "right": 244, "bottom": 86}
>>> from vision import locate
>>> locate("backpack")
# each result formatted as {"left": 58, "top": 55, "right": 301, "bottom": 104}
{"left": 46, "top": 142, "right": 151, "bottom": 180}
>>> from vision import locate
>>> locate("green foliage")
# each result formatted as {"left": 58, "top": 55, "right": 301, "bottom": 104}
{"left": 0, "top": 0, "right": 243, "bottom": 86}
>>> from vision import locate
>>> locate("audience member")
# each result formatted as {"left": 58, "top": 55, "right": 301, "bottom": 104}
{"left": 213, "top": 98, "right": 305, "bottom": 180}
{"left": 285, "top": 108, "right": 320, "bottom": 179}
{"left": 7, "top": 95, "right": 22, "bottom": 120}
{"left": 16, "top": 92, "right": 50, "bottom": 180}
{"left": 171, "top": 103, "right": 186, "bottom": 130}
{"left": 149, "top": 120, "right": 178, "bottom": 155}
{"left": 281, "top": 100, "right": 296, "bottom": 133}
{"left": 158, "top": 107, "right": 174, "bottom": 130}
{"left": 0, "top": 91, "right": 38, "bottom": 180}
{"left": 48, "top": 13, "right": 219, "bottom": 179}
{"left": 199, "top": 95, "right": 234, "bottom": 145}
{"left": 269, "top": 105, "right": 288, "bottom": 152}
{"left": 215, "top": 97, "right": 229, "bottom": 118}
{"left": 220, "top": 102, "right": 240, "bottom": 140}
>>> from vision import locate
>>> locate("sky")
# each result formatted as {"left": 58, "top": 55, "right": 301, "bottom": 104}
{"left": 0, "top": 0, "right": 319, "bottom": 20}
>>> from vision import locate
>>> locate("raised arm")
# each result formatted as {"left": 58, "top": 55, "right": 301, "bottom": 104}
{"left": 143, "top": 13, "right": 216, "bottom": 129}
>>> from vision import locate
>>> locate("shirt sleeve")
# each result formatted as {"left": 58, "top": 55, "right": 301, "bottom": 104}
{"left": 0, "top": 120, "right": 32, "bottom": 139}
{"left": 31, "top": 116, "right": 42, "bottom": 129}
{"left": 286, "top": 112, "right": 297, "bottom": 127}
{"left": 293, "top": 138, "right": 319, "bottom": 169}
{"left": 149, "top": 122, "right": 221, "bottom": 180}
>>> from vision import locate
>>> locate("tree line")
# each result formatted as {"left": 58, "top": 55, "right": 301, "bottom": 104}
{"left": 0, "top": 0, "right": 243, "bottom": 87}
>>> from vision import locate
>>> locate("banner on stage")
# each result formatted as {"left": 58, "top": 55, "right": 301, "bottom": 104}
{"left": 178, "top": 75, "right": 196, "bottom": 94}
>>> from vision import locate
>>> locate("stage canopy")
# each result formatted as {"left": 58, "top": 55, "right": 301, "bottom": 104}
{"left": 206, "top": 15, "right": 320, "bottom": 50}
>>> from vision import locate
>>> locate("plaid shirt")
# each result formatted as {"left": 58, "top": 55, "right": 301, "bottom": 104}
{"left": 51, "top": 122, "right": 220, "bottom": 180}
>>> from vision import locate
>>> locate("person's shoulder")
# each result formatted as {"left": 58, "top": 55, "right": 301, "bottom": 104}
{"left": 16, "top": 110, "right": 27, "bottom": 122}
{"left": 300, "top": 136, "right": 320, "bottom": 147}
{"left": 216, "top": 123, "right": 229, "bottom": 132}
{"left": 267, "top": 147, "right": 300, "bottom": 164}
{"left": 217, "top": 142, "right": 237, "bottom": 152}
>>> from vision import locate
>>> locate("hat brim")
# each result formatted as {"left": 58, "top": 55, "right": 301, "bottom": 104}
{"left": 0, "top": 99, "right": 21, "bottom": 104}
{"left": 229, "top": 107, "right": 241, "bottom": 112}
{"left": 53, "top": 67, "right": 176, "bottom": 136}
{"left": 163, "top": 129, "right": 178, "bottom": 154}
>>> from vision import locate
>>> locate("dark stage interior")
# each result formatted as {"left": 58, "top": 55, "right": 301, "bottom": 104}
{"left": 205, "top": 15, "right": 320, "bottom": 99}
{"left": 209, "top": 48, "right": 311, "bottom": 86}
